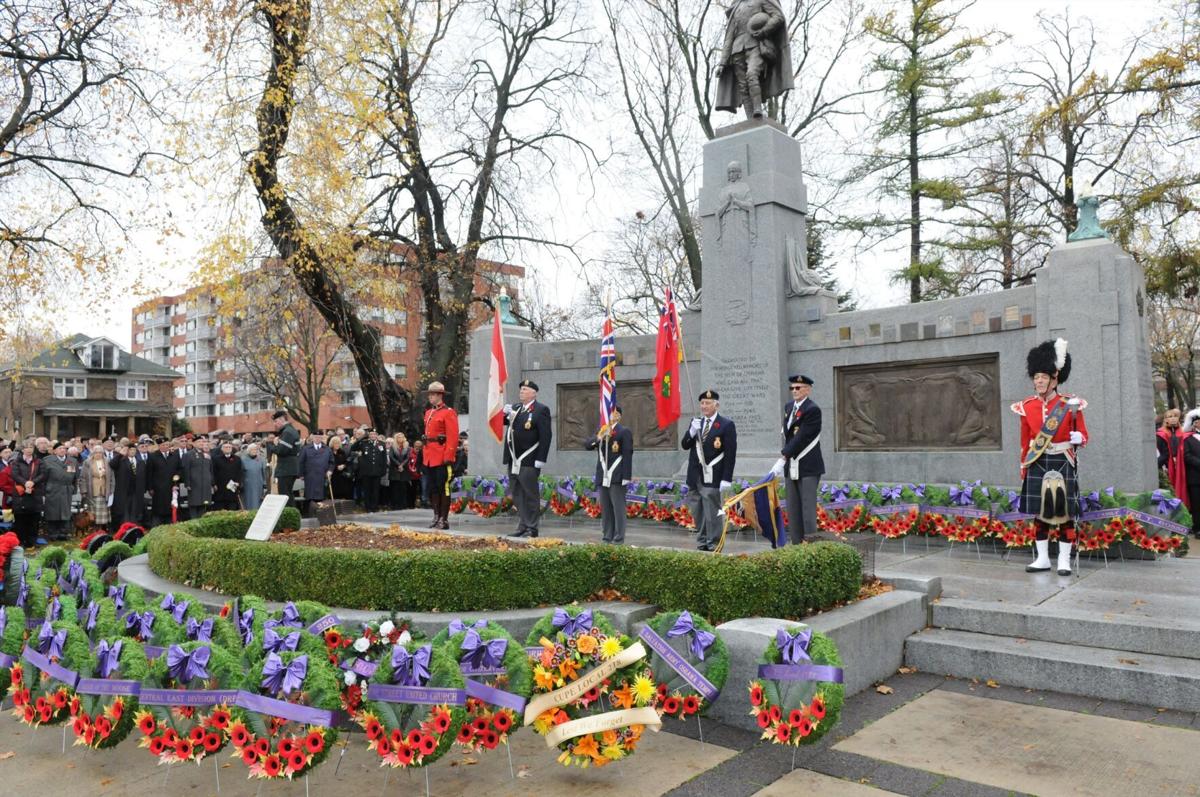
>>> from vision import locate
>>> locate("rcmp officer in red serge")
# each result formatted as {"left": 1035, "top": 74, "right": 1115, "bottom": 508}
{"left": 771, "top": 374, "right": 823, "bottom": 544}
{"left": 505, "top": 379, "right": 553, "bottom": 537}
{"left": 1013, "top": 338, "right": 1089, "bottom": 575}
{"left": 682, "top": 389, "right": 738, "bottom": 552}
{"left": 585, "top": 404, "right": 634, "bottom": 544}
{"left": 422, "top": 381, "right": 459, "bottom": 530}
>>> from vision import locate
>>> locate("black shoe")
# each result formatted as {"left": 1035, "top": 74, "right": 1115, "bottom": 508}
{"left": 428, "top": 519, "right": 440, "bottom": 528}
{"left": 1057, "top": 567, "right": 1072, "bottom": 576}
{"left": 698, "top": 544, "right": 715, "bottom": 552}
{"left": 440, "top": 518, "right": 450, "bottom": 531}
{"left": 696, "top": 542, "right": 710, "bottom": 550}
{"left": 509, "top": 528, "right": 530, "bottom": 537}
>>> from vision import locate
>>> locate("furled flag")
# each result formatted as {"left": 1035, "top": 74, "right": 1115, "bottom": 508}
{"left": 487, "top": 295, "right": 509, "bottom": 443}
{"left": 654, "top": 286, "right": 682, "bottom": 429}
{"left": 716, "top": 475, "right": 786, "bottom": 553}
{"left": 598, "top": 298, "right": 617, "bottom": 434}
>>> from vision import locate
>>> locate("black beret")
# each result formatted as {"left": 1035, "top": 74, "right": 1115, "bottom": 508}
{"left": 271, "top": 410, "right": 288, "bottom": 420}
{"left": 789, "top": 374, "right": 814, "bottom": 386}
{"left": 613, "top": 404, "right": 623, "bottom": 414}
{"left": 699, "top": 389, "right": 719, "bottom": 401}
{"left": 519, "top": 379, "right": 539, "bottom": 391}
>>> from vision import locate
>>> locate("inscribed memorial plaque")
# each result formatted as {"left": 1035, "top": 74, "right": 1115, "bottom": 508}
{"left": 244, "top": 494, "right": 290, "bottom": 541}
{"left": 556, "top": 380, "right": 677, "bottom": 451}
{"left": 836, "top": 354, "right": 1001, "bottom": 451}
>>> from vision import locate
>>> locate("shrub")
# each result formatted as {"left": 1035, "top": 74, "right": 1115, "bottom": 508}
{"left": 146, "top": 516, "right": 861, "bottom": 624}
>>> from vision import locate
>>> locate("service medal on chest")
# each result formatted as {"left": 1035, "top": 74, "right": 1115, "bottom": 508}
{"left": 611, "top": 441, "right": 619, "bottom": 453}
{"left": 714, "top": 437, "right": 722, "bottom": 450}
{"left": 792, "top": 425, "right": 799, "bottom": 434}
{"left": 1045, "top": 417, "right": 1059, "bottom": 431}
{"left": 524, "top": 419, "right": 532, "bottom": 430}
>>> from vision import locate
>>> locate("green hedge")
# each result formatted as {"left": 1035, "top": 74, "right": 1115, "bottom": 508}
{"left": 147, "top": 514, "right": 861, "bottom": 624}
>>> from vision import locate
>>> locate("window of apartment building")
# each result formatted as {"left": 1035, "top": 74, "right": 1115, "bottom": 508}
{"left": 53, "top": 378, "right": 87, "bottom": 399}
{"left": 185, "top": 384, "right": 196, "bottom": 397}
{"left": 338, "top": 390, "right": 365, "bottom": 406}
{"left": 174, "top": 386, "right": 186, "bottom": 399}
{"left": 398, "top": 310, "right": 407, "bottom": 325}
{"left": 383, "top": 335, "right": 408, "bottom": 352}
{"left": 219, "top": 403, "right": 234, "bottom": 416}
{"left": 187, "top": 319, "right": 197, "bottom": 331}
{"left": 186, "top": 341, "right": 196, "bottom": 353}
{"left": 256, "top": 399, "right": 271, "bottom": 411}
{"left": 136, "top": 312, "right": 145, "bottom": 324}
{"left": 135, "top": 332, "right": 144, "bottom": 344}
{"left": 117, "top": 379, "right": 148, "bottom": 401}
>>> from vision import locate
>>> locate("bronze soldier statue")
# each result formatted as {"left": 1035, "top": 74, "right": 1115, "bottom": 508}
{"left": 715, "top": 0, "right": 795, "bottom": 119}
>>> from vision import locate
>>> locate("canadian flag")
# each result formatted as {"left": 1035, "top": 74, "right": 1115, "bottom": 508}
{"left": 487, "top": 303, "right": 508, "bottom": 443}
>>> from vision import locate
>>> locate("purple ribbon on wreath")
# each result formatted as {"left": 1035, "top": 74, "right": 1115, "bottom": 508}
{"left": 160, "top": 594, "right": 190, "bottom": 623}
{"left": 66, "top": 560, "right": 83, "bottom": 586}
{"left": 107, "top": 584, "right": 126, "bottom": 614}
{"left": 0, "top": 606, "right": 6, "bottom": 637}
{"left": 860, "top": 483, "right": 875, "bottom": 495}
{"left": 666, "top": 611, "right": 715, "bottom": 661}
{"left": 949, "top": 483, "right": 975, "bottom": 507}
{"left": 125, "top": 610, "right": 155, "bottom": 641}
{"left": 824, "top": 484, "right": 851, "bottom": 502}
{"left": 262, "top": 627, "right": 300, "bottom": 654}
{"left": 186, "top": 618, "right": 214, "bottom": 643}
{"left": 460, "top": 630, "right": 507, "bottom": 670}
{"left": 37, "top": 620, "right": 66, "bottom": 659}
{"left": 76, "top": 579, "right": 90, "bottom": 605}
{"left": 237, "top": 607, "right": 255, "bottom": 647}
{"left": 908, "top": 483, "right": 926, "bottom": 498}
{"left": 46, "top": 596, "right": 62, "bottom": 623}
{"left": 447, "top": 618, "right": 487, "bottom": 636}
{"left": 261, "top": 652, "right": 306, "bottom": 695}
{"left": 552, "top": 608, "right": 592, "bottom": 636}
{"left": 271, "top": 602, "right": 303, "bottom": 629}
{"left": 82, "top": 601, "right": 99, "bottom": 634}
{"left": 391, "top": 645, "right": 431, "bottom": 687}
{"left": 167, "top": 644, "right": 210, "bottom": 683}
{"left": 879, "top": 485, "right": 903, "bottom": 502}
{"left": 1151, "top": 489, "right": 1182, "bottom": 515}
{"left": 95, "top": 640, "right": 123, "bottom": 678}
{"left": 777, "top": 628, "right": 812, "bottom": 665}
{"left": 16, "top": 578, "right": 27, "bottom": 610}
{"left": 1082, "top": 491, "right": 1102, "bottom": 512}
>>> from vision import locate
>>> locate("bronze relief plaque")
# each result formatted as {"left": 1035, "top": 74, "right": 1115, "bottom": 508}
{"left": 556, "top": 380, "right": 677, "bottom": 451}
{"left": 836, "top": 354, "right": 1001, "bottom": 451}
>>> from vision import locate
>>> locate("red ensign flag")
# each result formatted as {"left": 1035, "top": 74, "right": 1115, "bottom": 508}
{"left": 487, "top": 303, "right": 509, "bottom": 443}
{"left": 654, "top": 286, "right": 681, "bottom": 429}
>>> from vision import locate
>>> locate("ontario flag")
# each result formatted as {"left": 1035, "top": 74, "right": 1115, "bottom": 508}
{"left": 599, "top": 300, "right": 617, "bottom": 433}
{"left": 487, "top": 300, "right": 508, "bottom": 443}
{"left": 654, "top": 286, "right": 682, "bottom": 429}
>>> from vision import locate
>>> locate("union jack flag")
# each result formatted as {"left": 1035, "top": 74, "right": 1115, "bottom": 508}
{"left": 599, "top": 302, "right": 617, "bottom": 433}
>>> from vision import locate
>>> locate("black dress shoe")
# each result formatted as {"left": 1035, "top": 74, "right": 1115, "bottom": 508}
{"left": 698, "top": 544, "right": 715, "bottom": 552}
{"left": 509, "top": 528, "right": 530, "bottom": 537}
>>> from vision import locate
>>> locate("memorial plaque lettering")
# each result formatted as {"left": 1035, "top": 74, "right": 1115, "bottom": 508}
{"left": 707, "top": 355, "right": 774, "bottom": 435}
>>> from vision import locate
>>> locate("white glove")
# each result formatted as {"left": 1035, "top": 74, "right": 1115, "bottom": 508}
{"left": 622, "top": 480, "right": 630, "bottom": 486}
{"left": 1069, "top": 431, "right": 1084, "bottom": 445}
{"left": 770, "top": 457, "right": 786, "bottom": 478}
{"left": 720, "top": 480, "right": 731, "bottom": 491}
{"left": 688, "top": 418, "right": 702, "bottom": 436}
{"left": 506, "top": 404, "right": 518, "bottom": 417}
{"left": 107, "top": 494, "right": 114, "bottom": 507}
{"left": 534, "top": 460, "right": 545, "bottom": 469}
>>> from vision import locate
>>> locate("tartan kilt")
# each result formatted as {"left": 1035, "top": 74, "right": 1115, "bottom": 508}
{"left": 1020, "top": 452, "right": 1080, "bottom": 520}
{"left": 87, "top": 495, "right": 111, "bottom": 525}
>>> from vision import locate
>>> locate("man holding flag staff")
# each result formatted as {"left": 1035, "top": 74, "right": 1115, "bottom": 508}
{"left": 771, "top": 374, "right": 824, "bottom": 544}
{"left": 682, "top": 389, "right": 737, "bottom": 552}
{"left": 505, "top": 380, "right": 553, "bottom": 538}
{"left": 587, "top": 405, "right": 634, "bottom": 544}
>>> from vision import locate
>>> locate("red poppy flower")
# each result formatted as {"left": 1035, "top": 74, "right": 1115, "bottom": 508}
{"left": 390, "top": 728, "right": 405, "bottom": 747}
{"left": 95, "top": 716, "right": 112, "bottom": 738}
{"left": 230, "top": 726, "right": 250, "bottom": 747}
{"left": 203, "top": 732, "right": 222, "bottom": 753}
{"left": 432, "top": 712, "right": 451, "bottom": 734}
{"left": 254, "top": 737, "right": 270, "bottom": 757}
{"left": 324, "top": 630, "right": 342, "bottom": 649}
{"left": 21, "top": 705, "right": 34, "bottom": 723}
{"left": 493, "top": 711, "right": 513, "bottom": 733}
{"left": 456, "top": 725, "right": 475, "bottom": 744}
{"left": 657, "top": 682, "right": 669, "bottom": 697}
{"left": 175, "top": 739, "right": 194, "bottom": 759}
{"left": 375, "top": 739, "right": 390, "bottom": 757}
{"left": 750, "top": 684, "right": 763, "bottom": 706}
{"left": 471, "top": 716, "right": 489, "bottom": 733}
{"left": 219, "top": 603, "right": 231, "bottom": 618}
{"left": 34, "top": 696, "right": 47, "bottom": 712}
{"left": 10, "top": 666, "right": 21, "bottom": 686}
{"left": 12, "top": 690, "right": 25, "bottom": 708}
{"left": 279, "top": 737, "right": 298, "bottom": 757}
{"left": 263, "top": 754, "right": 282, "bottom": 777}
{"left": 149, "top": 736, "right": 166, "bottom": 756}
{"left": 73, "top": 717, "right": 87, "bottom": 736}
{"left": 110, "top": 699, "right": 124, "bottom": 721}
{"left": 39, "top": 707, "right": 52, "bottom": 723}
{"left": 188, "top": 726, "right": 205, "bottom": 743}
{"left": 365, "top": 718, "right": 383, "bottom": 741}
{"left": 481, "top": 730, "right": 499, "bottom": 750}
{"left": 242, "top": 747, "right": 259, "bottom": 765}
{"left": 810, "top": 697, "right": 826, "bottom": 719}
{"left": 798, "top": 718, "right": 812, "bottom": 737}
{"left": 768, "top": 705, "right": 782, "bottom": 723}
{"left": 682, "top": 696, "right": 700, "bottom": 715}
{"left": 775, "top": 723, "right": 791, "bottom": 743}
{"left": 287, "top": 751, "right": 308, "bottom": 772}
{"left": 84, "top": 726, "right": 96, "bottom": 745}
{"left": 663, "top": 697, "right": 681, "bottom": 715}
{"left": 209, "top": 709, "right": 229, "bottom": 729}
{"left": 68, "top": 696, "right": 80, "bottom": 715}
{"left": 418, "top": 735, "right": 437, "bottom": 756}
{"left": 756, "top": 710, "right": 771, "bottom": 729}
{"left": 162, "top": 727, "right": 179, "bottom": 745}
{"left": 788, "top": 709, "right": 805, "bottom": 727}
{"left": 396, "top": 744, "right": 414, "bottom": 765}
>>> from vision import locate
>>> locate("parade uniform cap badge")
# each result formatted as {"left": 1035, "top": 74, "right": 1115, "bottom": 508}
{"left": 699, "top": 389, "right": 719, "bottom": 401}
{"left": 519, "top": 379, "right": 539, "bottom": 391}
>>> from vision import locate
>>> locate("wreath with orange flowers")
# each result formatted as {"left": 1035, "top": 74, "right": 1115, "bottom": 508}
{"left": 356, "top": 640, "right": 468, "bottom": 769}
{"left": 70, "top": 637, "right": 149, "bottom": 750}
{"left": 0, "top": 605, "right": 24, "bottom": 703}
{"left": 523, "top": 606, "right": 661, "bottom": 768}
{"left": 11, "top": 619, "right": 88, "bottom": 728}
{"left": 639, "top": 611, "right": 728, "bottom": 722}
{"left": 429, "top": 619, "right": 532, "bottom": 753}
{"left": 133, "top": 641, "right": 242, "bottom": 765}
{"left": 748, "top": 624, "right": 844, "bottom": 747}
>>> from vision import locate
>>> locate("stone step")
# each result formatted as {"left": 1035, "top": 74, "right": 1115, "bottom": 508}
{"left": 931, "top": 598, "right": 1200, "bottom": 660}
{"left": 905, "top": 628, "right": 1200, "bottom": 712}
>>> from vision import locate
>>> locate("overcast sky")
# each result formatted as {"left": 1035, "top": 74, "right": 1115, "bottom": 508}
{"left": 84, "top": 0, "right": 1175, "bottom": 352}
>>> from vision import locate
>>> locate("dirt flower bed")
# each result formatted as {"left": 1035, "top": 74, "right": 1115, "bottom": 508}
{"left": 270, "top": 524, "right": 566, "bottom": 552}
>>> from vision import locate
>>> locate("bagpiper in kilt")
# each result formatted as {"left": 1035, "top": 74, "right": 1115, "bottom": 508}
{"left": 1013, "top": 338, "right": 1090, "bottom": 576}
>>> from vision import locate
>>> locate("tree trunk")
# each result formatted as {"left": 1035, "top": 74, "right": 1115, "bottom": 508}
{"left": 908, "top": 84, "right": 921, "bottom": 304}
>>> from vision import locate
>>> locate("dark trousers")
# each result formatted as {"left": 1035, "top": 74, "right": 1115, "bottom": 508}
{"left": 508, "top": 466, "right": 542, "bottom": 533}
{"left": 428, "top": 464, "right": 452, "bottom": 520}
{"left": 359, "top": 478, "right": 381, "bottom": 512}
{"left": 785, "top": 475, "right": 820, "bottom": 544}
{"left": 13, "top": 512, "right": 39, "bottom": 547}
{"left": 598, "top": 484, "right": 627, "bottom": 543}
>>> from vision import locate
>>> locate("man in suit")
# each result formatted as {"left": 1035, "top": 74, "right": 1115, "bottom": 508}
{"left": 182, "top": 436, "right": 215, "bottom": 519}
{"left": 109, "top": 441, "right": 136, "bottom": 530}
{"left": 131, "top": 436, "right": 153, "bottom": 523}
{"left": 266, "top": 410, "right": 302, "bottom": 506}
{"left": 354, "top": 429, "right": 388, "bottom": 513}
{"left": 296, "top": 431, "right": 334, "bottom": 517}
{"left": 586, "top": 405, "right": 634, "bottom": 544}
{"left": 682, "top": 389, "right": 737, "bottom": 552}
{"left": 504, "top": 379, "right": 552, "bottom": 538}
{"left": 771, "top": 374, "right": 824, "bottom": 544}
{"left": 145, "top": 436, "right": 182, "bottom": 528}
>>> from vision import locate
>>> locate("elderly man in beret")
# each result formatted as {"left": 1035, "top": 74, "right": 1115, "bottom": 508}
{"left": 771, "top": 374, "right": 824, "bottom": 544}
{"left": 504, "top": 379, "right": 553, "bottom": 538}
{"left": 682, "top": 389, "right": 738, "bottom": 552}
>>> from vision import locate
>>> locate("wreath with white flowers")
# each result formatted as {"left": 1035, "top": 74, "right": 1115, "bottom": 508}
{"left": 748, "top": 625, "right": 844, "bottom": 747}
{"left": 70, "top": 637, "right": 150, "bottom": 750}
{"left": 228, "top": 638, "right": 342, "bottom": 780}
{"left": 357, "top": 640, "right": 468, "bottom": 769}
{"left": 638, "top": 610, "right": 728, "bottom": 721}
{"left": 429, "top": 618, "right": 532, "bottom": 753}
{"left": 134, "top": 641, "right": 242, "bottom": 764}
{"left": 10, "top": 619, "right": 88, "bottom": 728}
{"left": 336, "top": 615, "right": 420, "bottom": 719}
{"left": 523, "top": 606, "right": 661, "bottom": 768}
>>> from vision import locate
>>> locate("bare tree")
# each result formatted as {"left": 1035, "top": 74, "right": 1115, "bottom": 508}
{"left": 1148, "top": 293, "right": 1200, "bottom": 410}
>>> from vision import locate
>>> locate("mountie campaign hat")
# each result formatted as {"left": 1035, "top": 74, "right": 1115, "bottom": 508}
{"left": 698, "top": 389, "right": 720, "bottom": 401}
{"left": 519, "top": 379, "right": 539, "bottom": 392}
{"left": 1027, "top": 338, "right": 1072, "bottom": 384}
{"left": 789, "top": 374, "right": 814, "bottom": 386}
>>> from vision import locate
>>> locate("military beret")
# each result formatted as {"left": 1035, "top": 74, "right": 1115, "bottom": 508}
{"left": 271, "top": 410, "right": 288, "bottom": 420}
{"left": 789, "top": 374, "right": 814, "bottom": 386}
{"left": 613, "top": 404, "right": 623, "bottom": 414}
{"left": 699, "top": 389, "right": 719, "bottom": 401}
{"left": 519, "top": 379, "right": 539, "bottom": 391}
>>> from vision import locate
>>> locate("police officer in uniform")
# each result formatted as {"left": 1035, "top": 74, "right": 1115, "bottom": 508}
{"left": 354, "top": 429, "right": 389, "bottom": 513}
{"left": 682, "top": 389, "right": 737, "bottom": 552}
{"left": 771, "top": 374, "right": 824, "bottom": 544}
{"left": 504, "top": 379, "right": 552, "bottom": 537}
{"left": 422, "top": 381, "right": 460, "bottom": 530}
{"left": 267, "top": 410, "right": 302, "bottom": 506}
{"left": 585, "top": 405, "right": 634, "bottom": 544}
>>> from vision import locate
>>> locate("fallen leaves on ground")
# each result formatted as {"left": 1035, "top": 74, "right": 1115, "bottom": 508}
{"left": 585, "top": 587, "right": 632, "bottom": 602}
{"left": 857, "top": 579, "right": 894, "bottom": 600}
{"left": 1118, "top": 658, "right": 1140, "bottom": 666}
{"left": 985, "top": 679, "right": 1000, "bottom": 688}
{"left": 517, "top": 765, "right": 532, "bottom": 778}
{"left": 0, "top": 751, "right": 14, "bottom": 760}
{"left": 271, "top": 525, "right": 565, "bottom": 553}
{"left": 898, "top": 666, "right": 917, "bottom": 675}
{"left": 875, "top": 684, "right": 894, "bottom": 695}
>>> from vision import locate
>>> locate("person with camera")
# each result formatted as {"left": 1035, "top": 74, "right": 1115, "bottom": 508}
{"left": 504, "top": 380, "right": 552, "bottom": 538}
{"left": 422, "top": 381, "right": 460, "bottom": 530}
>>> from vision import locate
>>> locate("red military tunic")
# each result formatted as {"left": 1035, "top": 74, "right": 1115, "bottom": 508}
{"left": 1010, "top": 392, "right": 1089, "bottom": 479}
{"left": 423, "top": 404, "right": 459, "bottom": 467}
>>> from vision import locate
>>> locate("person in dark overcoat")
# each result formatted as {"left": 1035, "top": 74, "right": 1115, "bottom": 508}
{"left": 35, "top": 442, "right": 78, "bottom": 540}
{"left": 354, "top": 430, "right": 388, "bottom": 513}
{"left": 329, "top": 436, "right": 354, "bottom": 500}
{"left": 212, "top": 441, "right": 245, "bottom": 511}
{"left": 503, "top": 380, "right": 553, "bottom": 538}
{"left": 585, "top": 405, "right": 634, "bottom": 544}
{"left": 8, "top": 444, "right": 43, "bottom": 546}
{"left": 771, "top": 374, "right": 824, "bottom": 544}
{"left": 145, "top": 437, "right": 182, "bottom": 528}
{"left": 130, "top": 437, "right": 153, "bottom": 523}
{"left": 681, "top": 389, "right": 738, "bottom": 552}
{"left": 109, "top": 443, "right": 137, "bottom": 530}
{"left": 182, "top": 437, "right": 215, "bottom": 519}
{"left": 297, "top": 432, "right": 334, "bottom": 511}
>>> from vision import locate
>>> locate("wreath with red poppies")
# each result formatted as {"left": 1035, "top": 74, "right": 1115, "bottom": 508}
{"left": 133, "top": 642, "right": 242, "bottom": 764}
{"left": 429, "top": 619, "right": 532, "bottom": 753}
{"left": 748, "top": 625, "right": 844, "bottom": 747}
{"left": 639, "top": 610, "right": 728, "bottom": 721}
{"left": 10, "top": 619, "right": 88, "bottom": 728}
{"left": 228, "top": 642, "right": 342, "bottom": 780}
{"left": 0, "top": 605, "right": 25, "bottom": 702}
{"left": 357, "top": 640, "right": 468, "bottom": 769}
{"left": 70, "top": 637, "right": 150, "bottom": 750}
{"left": 336, "top": 615, "right": 420, "bottom": 719}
